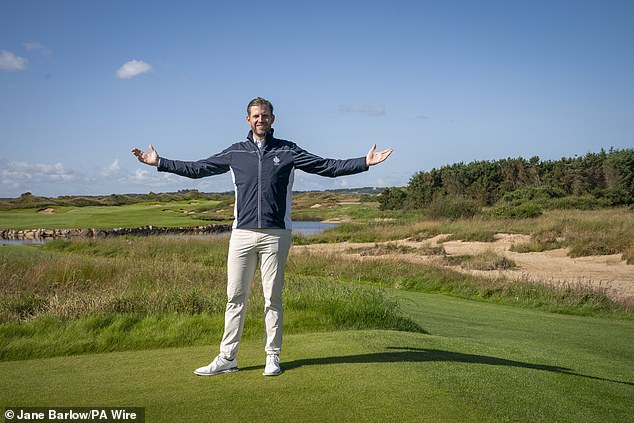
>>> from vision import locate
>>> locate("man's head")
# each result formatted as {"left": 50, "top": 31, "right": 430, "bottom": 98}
{"left": 246, "top": 97, "right": 275, "bottom": 140}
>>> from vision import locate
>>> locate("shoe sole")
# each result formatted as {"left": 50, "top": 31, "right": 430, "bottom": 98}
{"left": 262, "top": 370, "right": 282, "bottom": 376}
{"left": 194, "top": 367, "right": 239, "bottom": 376}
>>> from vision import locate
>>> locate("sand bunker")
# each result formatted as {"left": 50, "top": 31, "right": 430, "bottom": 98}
{"left": 294, "top": 233, "right": 634, "bottom": 301}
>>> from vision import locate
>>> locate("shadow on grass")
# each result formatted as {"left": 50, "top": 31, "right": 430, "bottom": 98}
{"left": 242, "top": 347, "right": 633, "bottom": 386}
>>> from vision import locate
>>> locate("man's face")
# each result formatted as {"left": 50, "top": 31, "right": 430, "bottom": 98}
{"left": 246, "top": 105, "right": 275, "bottom": 139}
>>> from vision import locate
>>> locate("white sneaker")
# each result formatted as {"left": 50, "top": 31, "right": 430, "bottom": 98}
{"left": 263, "top": 354, "right": 282, "bottom": 376}
{"left": 194, "top": 355, "right": 238, "bottom": 376}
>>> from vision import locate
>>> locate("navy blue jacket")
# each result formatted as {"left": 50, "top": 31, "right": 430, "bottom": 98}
{"left": 157, "top": 130, "right": 369, "bottom": 229}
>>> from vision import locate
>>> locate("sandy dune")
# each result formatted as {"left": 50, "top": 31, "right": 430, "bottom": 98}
{"left": 293, "top": 233, "right": 634, "bottom": 301}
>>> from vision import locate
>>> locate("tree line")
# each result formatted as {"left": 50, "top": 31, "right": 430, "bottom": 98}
{"left": 380, "top": 148, "right": 634, "bottom": 211}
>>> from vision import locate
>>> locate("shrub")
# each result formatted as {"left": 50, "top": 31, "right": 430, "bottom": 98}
{"left": 510, "top": 231, "right": 565, "bottom": 253}
{"left": 426, "top": 196, "right": 481, "bottom": 220}
{"left": 446, "top": 250, "right": 517, "bottom": 271}
{"left": 490, "top": 202, "right": 543, "bottom": 218}
{"left": 593, "top": 188, "right": 633, "bottom": 206}
{"left": 498, "top": 187, "right": 566, "bottom": 205}
{"left": 378, "top": 187, "right": 408, "bottom": 210}
{"left": 547, "top": 195, "right": 607, "bottom": 210}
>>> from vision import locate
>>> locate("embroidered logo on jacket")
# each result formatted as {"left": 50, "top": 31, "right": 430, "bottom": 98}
{"left": 273, "top": 156, "right": 280, "bottom": 166}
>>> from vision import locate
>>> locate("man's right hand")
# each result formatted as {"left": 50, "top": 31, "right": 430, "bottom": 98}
{"left": 131, "top": 144, "right": 159, "bottom": 167}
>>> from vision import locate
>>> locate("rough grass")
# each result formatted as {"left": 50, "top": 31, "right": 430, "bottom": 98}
{"left": 0, "top": 276, "right": 424, "bottom": 362}
{"left": 446, "top": 249, "right": 517, "bottom": 270}
{"left": 510, "top": 230, "right": 566, "bottom": 253}
{"left": 345, "top": 242, "right": 446, "bottom": 256}
{"left": 297, "top": 208, "right": 634, "bottom": 262}
{"left": 3, "top": 231, "right": 630, "bottom": 362}
{"left": 0, "top": 239, "right": 423, "bottom": 361}
{"left": 288, "top": 250, "right": 633, "bottom": 317}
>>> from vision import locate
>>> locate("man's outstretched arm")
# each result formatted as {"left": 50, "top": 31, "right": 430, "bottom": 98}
{"left": 131, "top": 144, "right": 231, "bottom": 179}
{"left": 366, "top": 144, "right": 393, "bottom": 166}
{"left": 293, "top": 144, "right": 394, "bottom": 178}
{"left": 131, "top": 144, "right": 159, "bottom": 167}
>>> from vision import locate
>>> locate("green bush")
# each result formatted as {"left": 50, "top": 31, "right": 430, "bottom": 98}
{"left": 594, "top": 188, "right": 633, "bottom": 206}
{"left": 425, "top": 196, "right": 481, "bottom": 220}
{"left": 378, "top": 187, "right": 408, "bottom": 210}
{"left": 490, "top": 202, "right": 543, "bottom": 218}
{"left": 498, "top": 187, "right": 566, "bottom": 205}
{"left": 547, "top": 195, "right": 607, "bottom": 210}
{"left": 377, "top": 148, "right": 634, "bottom": 211}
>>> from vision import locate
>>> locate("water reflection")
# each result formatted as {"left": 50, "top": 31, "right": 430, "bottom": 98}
{"left": 1, "top": 238, "right": 47, "bottom": 246}
{"left": 292, "top": 221, "right": 339, "bottom": 236}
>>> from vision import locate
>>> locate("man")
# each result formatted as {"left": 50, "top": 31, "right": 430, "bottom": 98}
{"left": 131, "top": 97, "right": 392, "bottom": 376}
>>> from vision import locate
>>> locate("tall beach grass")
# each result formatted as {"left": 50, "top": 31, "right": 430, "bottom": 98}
{"left": 294, "top": 207, "right": 634, "bottom": 262}
{"left": 0, "top": 238, "right": 424, "bottom": 361}
{"left": 287, "top": 249, "right": 633, "bottom": 317}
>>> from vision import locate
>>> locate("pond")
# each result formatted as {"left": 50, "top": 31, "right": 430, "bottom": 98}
{"left": 0, "top": 221, "right": 338, "bottom": 246}
{"left": 291, "top": 221, "right": 339, "bottom": 236}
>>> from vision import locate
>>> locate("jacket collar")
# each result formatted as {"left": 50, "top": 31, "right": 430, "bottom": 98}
{"left": 247, "top": 128, "right": 275, "bottom": 147}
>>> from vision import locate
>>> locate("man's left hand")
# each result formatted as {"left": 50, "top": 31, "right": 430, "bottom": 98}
{"left": 366, "top": 144, "right": 394, "bottom": 166}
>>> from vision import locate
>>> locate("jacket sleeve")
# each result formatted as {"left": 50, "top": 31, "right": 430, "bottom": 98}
{"left": 292, "top": 145, "right": 369, "bottom": 177}
{"left": 157, "top": 149, "right": 232, "bottom": 179}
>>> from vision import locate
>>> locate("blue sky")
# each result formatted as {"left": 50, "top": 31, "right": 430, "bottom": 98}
{"left": 1, "top": 0, "right": 633, "bottom": 197}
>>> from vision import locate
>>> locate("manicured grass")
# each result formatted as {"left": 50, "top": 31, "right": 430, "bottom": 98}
{"left": 1, "top": 292, "right": 632, "bottom": 422}
{"left": 0, "top": 193, "right": 377, "bottom": 231}
{"left": 0, "top": 200, "right": 223, "bottom": 230}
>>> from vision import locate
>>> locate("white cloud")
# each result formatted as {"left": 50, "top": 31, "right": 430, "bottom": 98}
{"left": 0, "top": 158, "right": 77, "bottom": 194}
{"left": 339, "top": 103, "right": 385, "bottom": 117}
{"left": 0, "top": 50, "right": 28, "bottom": 71}
{"left": 132, "top": 168, "right": 150, "bottom": 181}
{"left": 23, "top": 42, "right": 52, "bottom": 57}
{"left": 100, "top": 159, "right": 121, "bottom": 177}
{"left": 116, "top": 59, "right": 152, "bottom": 79}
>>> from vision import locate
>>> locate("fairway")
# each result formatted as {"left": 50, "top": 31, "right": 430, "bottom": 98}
{"left": 2, "top": 292, "right": 632, "bottom": 423}
{"left": 0, "top": 201, "right": 222, "bottom": 230}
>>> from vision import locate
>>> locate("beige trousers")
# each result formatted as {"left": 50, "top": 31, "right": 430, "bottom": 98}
{"left": 219, "top": 228, "right": 292, "bottom": 360}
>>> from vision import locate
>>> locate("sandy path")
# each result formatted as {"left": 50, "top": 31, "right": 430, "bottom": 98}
{"left": 293, "top": 233, "right": 634, "bottom": 302}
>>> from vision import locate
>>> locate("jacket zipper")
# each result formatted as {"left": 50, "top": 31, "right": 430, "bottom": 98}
{"left": 257, "top": 144, "right": 262, "bottom": 228}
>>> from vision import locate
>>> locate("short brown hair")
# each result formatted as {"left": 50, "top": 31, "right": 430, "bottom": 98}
{"left": 247, "top": 97, "right": 274, "bottom": 116}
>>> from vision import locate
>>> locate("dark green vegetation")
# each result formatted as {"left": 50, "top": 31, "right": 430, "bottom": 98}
{"left": 380, "top": 148, "right": 634, "bottom": 217}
